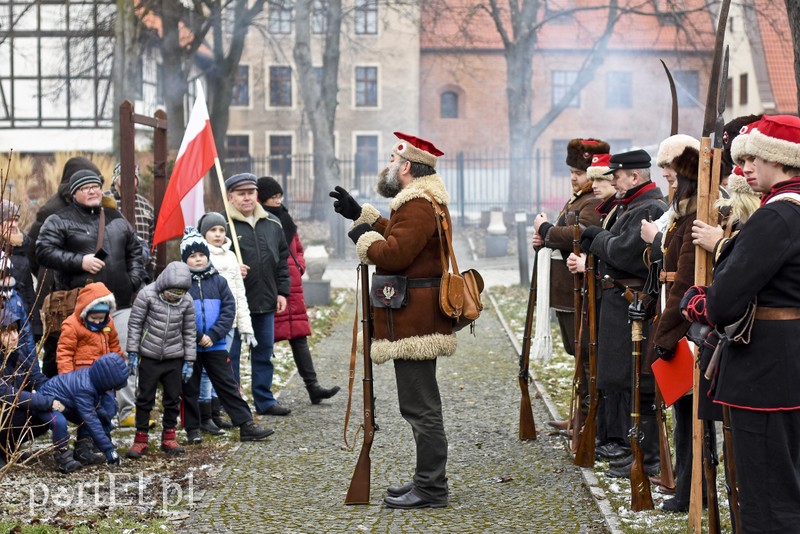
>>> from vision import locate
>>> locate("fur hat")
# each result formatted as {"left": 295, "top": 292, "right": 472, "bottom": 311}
{"left": 392, "top": 132, "right": 444, "bottom": 168}
{"left": 656, "top": 134, "right": 700, "bottom": 168}
{"left": 723, "top": 114, "right": 762, "bottom": 167}
{"left": 745, "top": 115, "right": 800, "bottom": 168}
{"left": 566, "top": 139, "right": 611, "bottom": 171}
{"left": 198, "top": 212, "right": 227, "bottom": 237}
{"left": 670, "top": 146, "right": 700, "bottom": 181}
{"left": 257, "top": 176, "right": 283, "bottom": 203}
{"left": 586, "top": 154, "right": 612, "bottom": 180}
{"left": 180, "top": 226, "right": 209, "bottom": 263}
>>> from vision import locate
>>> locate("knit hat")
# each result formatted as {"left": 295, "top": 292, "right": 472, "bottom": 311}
{"left": 87, "top": 303, "right": 111, "bottom": 314}
{"left": 69, "top": 169, "right": 103, "bottom": 195}
{"left": 656, "top": 134, "right": 700, "bottom": 168}
{"left": 0, "top": 199, "right": 19, "bottom": 222}
{"left": 198, "top": 212, "right": 227, "bottom": 237}
{"left": 744, "top": 115, "right": 800, "bottom": 168}
{"left": 257, "top": 176, "right": 283, "bottom": 203}
{"left": 586, "top": 154, "right": 612, "bottom": 180}
{"left": 730, "top": 120, "right": 760, "bottom": 165}
{"left": 392, "top": 132, "right": 444, "bottom": 168}
{"left": 180, "top": 226, "right": 210, "bottom": 262}
{"left": 566, "top": 139, "right": 611, "bottom": 171}
{"left": 670, "top": 146, "right": 700, "bottom": 181}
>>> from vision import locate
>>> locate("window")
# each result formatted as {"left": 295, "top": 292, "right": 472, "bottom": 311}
{"left": 355, "top": 135, "right": 378, "bottom": 175}
{"left": 605, "top": 71, "right": 632, "bottom": 108}
{"left": 312, "top": 0, "right": 327, "bottom": 34}
{"left": 739, "top": 73, "right": 748, "bottom": 106}
{"left": 227, "top": 135, "right": 251, "bottom": 175}
{"left": 156, "top": 64, "right": 165, "bottom": 104}
{"left": 269, "top": 1, "right": 293, "bottom": 34}
{"left": 232, "top": 65, "right": 250, "bottom": 106}
{"left": 355, "top": 66, "right": 378, "bottom": 107}
{"left": 270, "top": 66, "right": 292, "bottom": 107}
{"left": 134, "top": 56, "right": 144, "bottom": 100}
{"left": 726, "top": 77, "right": 734, "bottom": 109}
{"left": 355, "top": 0, "right": 377, "bottom": 35}
{"left": 440, "top": 91, "right": 458, "bottom": 118}
{"left": 552, "top": 71, "right": 580, "bottom": 108}
{"left": 270, "top": 135, "right": 293, "bottom": 176}
{"left": 674, "top": 70, "right": 699, "bottom": 107}
{"left": 314, "top": 66, "right": 324, "bottom": 91}
{"left": 551, "top": 139, "right": 570, "bottom": 176}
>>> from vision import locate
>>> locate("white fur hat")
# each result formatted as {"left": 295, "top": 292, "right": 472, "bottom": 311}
{"left": 656, "top": 134, "right": 700, "bottom": 168}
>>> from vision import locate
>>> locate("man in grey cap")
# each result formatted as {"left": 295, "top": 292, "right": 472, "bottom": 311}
{"left": 223, "top": 173, "right": 291, "bottom": 416}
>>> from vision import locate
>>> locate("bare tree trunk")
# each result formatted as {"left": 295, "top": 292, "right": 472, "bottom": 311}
{"left": 112, "top": 0, "right": 141, "bottom": 155}
{"left": 294, "top": 0, "right": 343, "bottom": 221}
{"left": 786, "top": 0, "right": 800, "bottom": 115}
{"left": 506, "top": 41, "right": 535, "bottom": 211}
{"left": 160, "top": 1, "right": 188, "bottom": 151}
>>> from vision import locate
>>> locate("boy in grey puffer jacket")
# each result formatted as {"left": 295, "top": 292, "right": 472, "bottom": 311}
{"left": 126, "top": 261, "right": 196, "bottom": 456}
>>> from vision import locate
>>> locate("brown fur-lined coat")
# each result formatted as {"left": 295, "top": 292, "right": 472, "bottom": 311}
{"left": 353, "top": 174, "right": 457, "bottom": 364}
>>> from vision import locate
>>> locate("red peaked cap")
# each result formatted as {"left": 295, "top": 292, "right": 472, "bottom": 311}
{"left": 393, "top": 132, "right": 444, "bottom": 156}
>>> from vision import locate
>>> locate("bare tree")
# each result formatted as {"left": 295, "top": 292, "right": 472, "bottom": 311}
{"left": 112, "top": 0, "right": 143, "bottom": 155}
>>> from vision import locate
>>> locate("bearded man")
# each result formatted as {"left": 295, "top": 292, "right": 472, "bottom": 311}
{"left": 330, "top": 132, "right": 454, "bottom": 509}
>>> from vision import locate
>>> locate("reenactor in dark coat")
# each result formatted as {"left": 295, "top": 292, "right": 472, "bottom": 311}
{"left": 580, "top": 149, "right": 667, "bottom": 470}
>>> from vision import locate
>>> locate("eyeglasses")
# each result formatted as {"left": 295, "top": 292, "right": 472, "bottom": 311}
{"left": 78, "top": 184, "right": 101, "bottom": 194}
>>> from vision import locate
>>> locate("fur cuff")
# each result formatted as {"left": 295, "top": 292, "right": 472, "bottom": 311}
{"left": 370, "top": 333, "right": 457, "bottom": 364}
{"left": 352, "top": 203, "right": 381, "bottom": 227}
{"left": 355, "top": 231, "right": 384, "bottom": 264}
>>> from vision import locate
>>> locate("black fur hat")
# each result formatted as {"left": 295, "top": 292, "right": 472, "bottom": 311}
{"left": 722, "top": 114, "right": 762, "bottom": 171}
{"left": 671, "top": 146, "right": 700, "bottom": 181}
{"left": 566, "top": 139, "right": 611, "bottom": 171}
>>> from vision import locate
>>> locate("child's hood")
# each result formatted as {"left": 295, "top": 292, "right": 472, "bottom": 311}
{"left": 155, "top": 261, "right": 192, "bottom": 292}
{"left": 74, "top": 282, "right": 117, "bottom": 320}
{"left": 88, "top": 353, "right": 129, "bottom": 392}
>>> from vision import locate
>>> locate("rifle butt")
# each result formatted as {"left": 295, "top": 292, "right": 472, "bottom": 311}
{"left": 629, "top": 459, "right": 655, "bottom": 511}
{"left": 518, "top": 381, "right": 537, "bottom": 441}
{"left": 344, "top": 448, "right": 372, "bottom": 505}
{"left": 573, "top": 416, "right": 596, "bottom": 467}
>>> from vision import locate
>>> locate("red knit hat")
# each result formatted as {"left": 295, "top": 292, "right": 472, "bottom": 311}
{"left": 586, "top": 154, "right": 612, "bottom": 180}
{"left": 745, "top": 115, "right": 800, "bottom": 168}
{"left": 730, "top": 120, "right": 761, "bottom": 165}
{"left": 392, "top": 132, "right": 444, "bottom": 168}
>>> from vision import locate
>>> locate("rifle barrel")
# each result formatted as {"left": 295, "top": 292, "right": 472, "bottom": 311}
{"left": 519, "top": 250, "right": 538, "bottom": 441}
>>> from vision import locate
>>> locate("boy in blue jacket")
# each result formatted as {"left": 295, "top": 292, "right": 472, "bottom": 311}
{"left": 179, "top": 227, "right": 273, "bottom": 444}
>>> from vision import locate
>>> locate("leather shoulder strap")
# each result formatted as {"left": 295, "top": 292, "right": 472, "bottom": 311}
{"left": 427, "top": 194, "right": 459, "bottom": 274}
{"left": 96, "top": 208, "right": 106, "bottom": 253}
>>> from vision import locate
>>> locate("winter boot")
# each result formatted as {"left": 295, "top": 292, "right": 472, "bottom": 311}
{"left": 200, "top": 401, "right": 223, "bottom": 435}
{"left": 53, "top": 448, "right": 82, "bottom": 473}
{"left": 606, "top": 415, "right": 660, "bottom": 478}
{"left": 126, "top": 431, "right": 149, "bottom": 459}
{"left": 211, "top": 397, "right": 233, "bottom": 429}
{"left": 307, "top": 383, "right": 341, "bottom": 405}
{"left": 73, "top": 438, "right": 105, "bottom": 466}
{"left": 160, "top": 428, "right": 185, "bottom": 456}
{"left": 239, "top": 420, "right": 275, "bottom": 442}
{"left": 185, "top": 428, "right": 202, "bottom": 444}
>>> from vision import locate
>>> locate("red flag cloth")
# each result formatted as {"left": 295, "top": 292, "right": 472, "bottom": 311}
{"left": 651, "top": 337, "right": 694, "bottom": 407}
{"left": 153, "top": 82, "right": 217, "bottom": 247}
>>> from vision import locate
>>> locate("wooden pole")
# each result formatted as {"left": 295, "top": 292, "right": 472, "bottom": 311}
{"left": 213, "top": 158, "right": 244, "bottom": 265}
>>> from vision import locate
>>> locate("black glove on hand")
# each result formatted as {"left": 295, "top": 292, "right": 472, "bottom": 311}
{"left": 348, "top": 223, "right": 373, "bottom": 245}
{"left": 628, "top": 300, "right": 647, "bottom": 322}
{"left": 329, "top": 186, "right": 362, "bottom": 221}
{"left": 654, "top": 345, "right": 676, "bottom": 361}
{"left": 580, "top": 225, "right": 603, "bottom": 253}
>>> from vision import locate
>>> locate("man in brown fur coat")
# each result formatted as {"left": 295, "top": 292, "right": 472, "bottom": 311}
{"left": 330, "top": 132, "right": 454, "bottom": 509}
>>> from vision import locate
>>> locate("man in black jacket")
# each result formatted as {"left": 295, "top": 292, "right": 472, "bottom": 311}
{"left": 224, "top": 173, "right": 291, "bottom": 416}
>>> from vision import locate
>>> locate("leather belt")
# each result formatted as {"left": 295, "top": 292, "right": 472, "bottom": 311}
{"left": 659, "top": 271, "right": 676, "bottom": 283}
{"left": 600, "top": 277, "right": 645, "bottom": 290}
{"left": 408, "top": 277, "right": 440, "bottom": 288}
{"left": 755, "top": 307, "right": 800, "bottom": 321}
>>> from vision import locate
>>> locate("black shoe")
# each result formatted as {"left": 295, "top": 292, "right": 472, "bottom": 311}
{"left": 606, "top": 460, "right": 660, "bottom": 479}
{"left": 308, "top": 384, "right": 341, "bottom": 405}
{"left": 185, "top": 429, "right": 203, "bottom": 445}
{"left": 239, "top": 421, "right": 275, "bottom": 442}
{"left": 257, "top": 404, "right": 291, "bottom": 416}
{"left": 661, "top": 497, "right": 689, "bottom": 513}
{"left": 73, "top": 439, "right": 104, "bottom": 466}
{"left": 200, "top": 418, "right": 224, "bottom": 435}
{"left": 595, "top": 441, "right": 630, "bottom": 460}
{"left": 211, "top": 398, "right": 234, "bottom": 429}
{"left": 387, "top": 481, "right": 414, "bottom": 497}
{"left": 609, "top": 454, "right": 634, "bottom": 468}
{"left": 383, "top": 491, "right": 448, "bottom": 509}
{"left": 54, "top": 448, "right": 83, "bottom": 473}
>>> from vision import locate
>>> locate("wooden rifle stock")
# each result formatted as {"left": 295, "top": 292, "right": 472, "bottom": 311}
{"left": 654, "top": 385, "right": 676, "bottom": 491}
{"left": 630, "top": 294, "right": 654, "bottom": 511}
{"left": 344, "top": 264, "right": 376, "bottom": 505}
{"left": 722, "top": 406, "right": 741, "bottom": 533}
{"left": 704, "top": 420, "right": 721, "bottom": 533}
{"left": 568, "top": 211, "right": 585, "bottom": 452}
{"left": 518, "top": 249, "right": 537, "bottom": 441}
{"left": 574, "top": 254, "right": 598, "bottom": 467}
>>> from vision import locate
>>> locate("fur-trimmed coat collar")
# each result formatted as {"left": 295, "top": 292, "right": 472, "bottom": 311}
{"left": 389, "top": 174, "right": 449, "bottom": 212}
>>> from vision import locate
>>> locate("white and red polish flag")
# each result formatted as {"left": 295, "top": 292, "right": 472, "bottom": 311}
{"left": 153, "top": 80, "right": 216, "bottom": 246}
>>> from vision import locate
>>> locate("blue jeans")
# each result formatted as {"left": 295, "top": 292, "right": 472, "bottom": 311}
{"left": 230, "top": 312, "right": 275, "bottom": 412}
{"left": 199, "top": 331, "right": 235, "bottom": 402}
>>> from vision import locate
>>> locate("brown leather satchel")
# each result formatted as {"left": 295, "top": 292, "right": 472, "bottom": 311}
{"left": 428, "top": 195, "right": 484, "bottom": 331}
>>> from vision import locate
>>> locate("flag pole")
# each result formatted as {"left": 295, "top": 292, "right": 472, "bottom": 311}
{"left": 213, "top": 158, "right": 244, "bottom": 265}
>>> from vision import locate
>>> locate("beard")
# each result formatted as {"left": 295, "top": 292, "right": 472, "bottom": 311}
{"left": 376, "top": 160, "right": 403, "bottom": 198}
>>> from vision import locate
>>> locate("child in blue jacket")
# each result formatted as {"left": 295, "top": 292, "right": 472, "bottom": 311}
{"left": 179, "top": 227, "right": 273, "bottom": 444}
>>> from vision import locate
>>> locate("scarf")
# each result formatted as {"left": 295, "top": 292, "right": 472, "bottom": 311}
{"left": 189, "top": 261, "right": 217, "bottom": 281}
{"left": 617, "top": 181, "right": 657, "bottom": 207}
{"left": 760, "top": 176, "right": 800, "bottom": 206}
{"left": 264, "top": 204, "right": 297, "bottom": 245}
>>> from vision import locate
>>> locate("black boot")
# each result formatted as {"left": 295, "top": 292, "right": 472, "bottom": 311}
{"left": 200, "top": 401, "right": 224, "bottom": 435}
{"left": 308, "top": 383, "right": 341, "bottom": 405}
{"left": 54, "top": 448, "right": 83, "bottom": 473}
{"left": 211, "top": 397, "right": 233, "bottom": 429}
{"left": 606, "top": 415, "right": 660, "bottom": 478}
{"left": 73, "top": 438, "right": 104, "bottom": 466}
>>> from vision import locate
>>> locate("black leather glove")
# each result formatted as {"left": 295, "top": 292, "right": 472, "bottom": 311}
{"left": 348, "top": 223, "right": 372, "bottom": 245}
{"left": 580, "top": 225, "right": 603, "bottom": 253}
{"left": 329, "top": 186, "right": 362, "bottom": 221}
{"left": 654, "top": 345, "right": 676, "bottom": 361}
{"left": 628, "top": 300, "right": 647, "bottom": 322}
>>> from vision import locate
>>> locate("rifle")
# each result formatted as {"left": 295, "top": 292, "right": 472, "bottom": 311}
{"left": 344, "top": 263, "right": 377, "bottom": 505}
{"left": 654, "top": 385, "right": 676, "bottom": 492}
{"left": 518, "top": 248, "right": 538, "bottom": 441}
{"left": 722, "top": 406, "right": 742, "bottom": 533}
{"left": 629, "top": 291, "right": 654, "bottom": 511}
{"left": 574, "top": 253, "right": 598, "bottom": 467}
{"left": 704, "top": 420, "right": 721, "bottom": 533}
{"left": 567, "top": 211, "right": 585, "bottom": 452}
